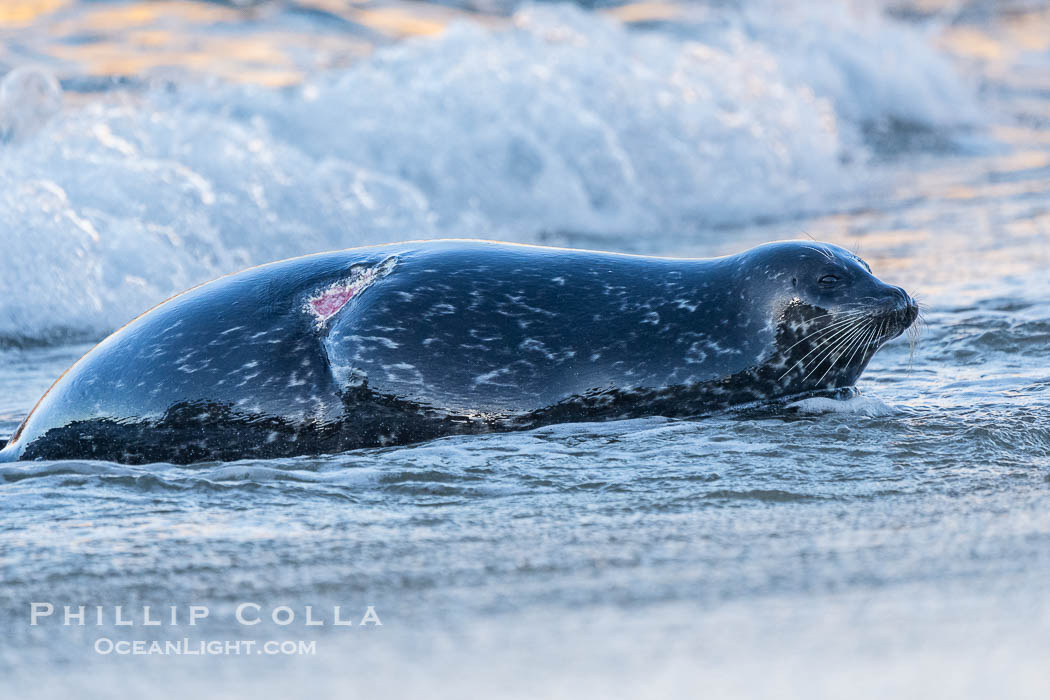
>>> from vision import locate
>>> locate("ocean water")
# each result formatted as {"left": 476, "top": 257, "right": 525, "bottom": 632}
{"left": 2, "top": 1, "right": 1050, "bottom": 697}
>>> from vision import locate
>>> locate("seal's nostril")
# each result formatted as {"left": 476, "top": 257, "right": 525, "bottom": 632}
{"left": 881, "top": 287, "right": 908, "bottom": 308}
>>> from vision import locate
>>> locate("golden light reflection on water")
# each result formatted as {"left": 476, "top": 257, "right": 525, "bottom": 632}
{"left": 43, "top": 31, "right": 372, "bottom": 87}
{"left": 0, "top": 0, "right": 70, "bottom": 28}
{"left": 2, "top": 0, "right": 486, "bottom": 87}
{"left": 606, "top": 1, "right": 683, "bottom": 24}
{"left": 352, "top": 6, "right": 450, "bottom": 37}
{"left": 941, "top": 178, "right": 1050, "bottom": 202}
{"left": 994, "top": 126, "right": 1050, "bottom": 147}
{"left": 939, "top": 26, "right": 1004, "bottom": 62}
{"left": 1, "top": 0, "right": 675, "bottom": 88}
{"left": 939, "top": 7, "right": 1050, "bottom": 93}
{"left": 46, "top": 0, "right": 238, "bottom": 34}
{"left": 1000, "top": 7, "right": 1050, "bottom": 53}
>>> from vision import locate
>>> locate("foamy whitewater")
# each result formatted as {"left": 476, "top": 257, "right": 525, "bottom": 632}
{"left": 2, "top": 1, "right": 1050, "bottom": 698}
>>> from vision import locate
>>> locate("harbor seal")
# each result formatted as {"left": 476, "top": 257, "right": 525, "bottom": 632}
{"left": 0, "top": 239, "right": 918, "bottom": 465}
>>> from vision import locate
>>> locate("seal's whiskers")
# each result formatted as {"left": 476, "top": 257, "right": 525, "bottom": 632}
{"left": 816, "top": 319, "right": 876, "bottom": 384}
{"left": 780, "top": 315, "right": 869, "bottom": 382}
{"left": 779, "top": 318, "right": 868, "bottom": 381}
{"left": 778, "top": 310, "right": 870, "bottom": 357}
{"left": 841, "top": 320, "right": 878, "bottom": 377}
{"left": 779, "top": 317, "right": 866, "bottom": 380}
{"left": 804, "top": 318, "right": 872, "bottom": 383}
{"left": 905, "top": 301, "right": 926, "bottom": 371}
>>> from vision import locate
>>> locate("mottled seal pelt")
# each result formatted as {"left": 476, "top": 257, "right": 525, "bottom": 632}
{"left": 0, "top": 239, "right": 918, "bottom": 465}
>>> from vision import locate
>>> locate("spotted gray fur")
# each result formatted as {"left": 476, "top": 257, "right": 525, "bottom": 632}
{"left": 0, "top": 240, "right": 917, "bottom": 465}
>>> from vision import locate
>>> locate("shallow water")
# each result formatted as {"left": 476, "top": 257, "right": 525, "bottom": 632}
{"left": 2, "top": 1, "right": 1050, "bottom": 697}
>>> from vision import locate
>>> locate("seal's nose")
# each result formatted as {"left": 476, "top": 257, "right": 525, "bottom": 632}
{"left": 877, "top": 285, "right": 918, "bottom": 334}
{"left": 891, "top": 285, "right": 919, "bottom": 327}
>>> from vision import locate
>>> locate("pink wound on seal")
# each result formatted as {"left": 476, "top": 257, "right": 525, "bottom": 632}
{"left": 306, "top": 257, "right": 397, "bottom": 326}
{"left": 309, "top": 287, "right": 356, "bottom": 320}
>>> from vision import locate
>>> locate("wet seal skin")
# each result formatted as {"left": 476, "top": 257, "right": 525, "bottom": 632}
{"left": 0, "top": 240, "right": 918, "bottom": 465}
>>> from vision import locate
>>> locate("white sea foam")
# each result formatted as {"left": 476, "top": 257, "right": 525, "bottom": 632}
{"left": 788, "top": 394, "right": 898, "bottom": 417}
{"left": 0, "top": 3, "right": 982, "bottom": 341}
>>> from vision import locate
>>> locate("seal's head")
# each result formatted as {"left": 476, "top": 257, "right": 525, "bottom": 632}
{"left": 741, "top": 240, "right": 918, "bottom": 393}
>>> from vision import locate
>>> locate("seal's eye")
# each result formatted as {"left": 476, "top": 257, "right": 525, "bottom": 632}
{"left": 819, "top": 274, "right": 841, "bottom": 287}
